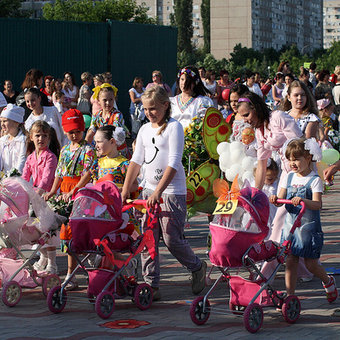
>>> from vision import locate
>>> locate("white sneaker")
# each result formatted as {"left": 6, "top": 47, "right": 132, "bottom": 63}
{"left": 33, "top": 257, "right": 47, "bottom": 271}
{"left": 45, "top": 264, "right": 58, "bottom": 275}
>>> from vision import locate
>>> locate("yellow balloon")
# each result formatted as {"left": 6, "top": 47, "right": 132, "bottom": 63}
{"left": 316, "top": 161, "right": 328, "bottom": 180}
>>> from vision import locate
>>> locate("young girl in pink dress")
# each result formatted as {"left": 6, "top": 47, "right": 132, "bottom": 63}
{"left": 22, "top": 121, "right": 60, "bottom": 273}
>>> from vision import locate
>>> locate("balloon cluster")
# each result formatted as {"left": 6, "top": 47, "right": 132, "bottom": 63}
{"left": 217, "top": 141, "right": 257, "bottom": 183}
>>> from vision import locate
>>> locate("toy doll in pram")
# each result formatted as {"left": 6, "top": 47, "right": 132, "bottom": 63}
{"left": 0, "top": 177, "right": 65, "bottom": 307}
{"left": 47, "top": 180, "right": 159, "bottom": 319}
{"left": 190, "top": 178, "right": 303, "bottom": 333}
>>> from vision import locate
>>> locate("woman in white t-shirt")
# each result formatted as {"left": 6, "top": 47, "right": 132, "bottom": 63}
{"left": 24, "top": 88, "right": 66, "bottom": 146}
{"left": 170, "top": 66, "right": 213, "bottom": 129}
{"left": 129, "top": 77, "right": 145, "bottom": 137}
{"left": 281, "top": 80, "right": 320, "bottom": 139}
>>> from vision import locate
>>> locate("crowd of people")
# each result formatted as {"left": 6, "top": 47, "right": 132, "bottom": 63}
{"left": 0, "top": 61, "right": 339, "bottom": 303}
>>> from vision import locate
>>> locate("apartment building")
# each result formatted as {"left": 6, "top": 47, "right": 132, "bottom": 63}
{"left": 211, "top": 0, "right": 323, "bottom": 59}
{"left": 21, "top": 0, "right": 53, "bottom": 18}
{"left": 324, "top": 0, "right": 340, "bottom": 48}
{"left": 137, "top": 0, "right": 204, "bottom": 47}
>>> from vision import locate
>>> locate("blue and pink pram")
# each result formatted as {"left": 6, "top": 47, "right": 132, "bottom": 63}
{"left": 190, "top": 186, "right": 304, "bottom": 333}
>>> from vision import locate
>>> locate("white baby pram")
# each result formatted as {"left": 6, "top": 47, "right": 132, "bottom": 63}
{"left": 0, "top": 177, "right": 65, "bottom": 307}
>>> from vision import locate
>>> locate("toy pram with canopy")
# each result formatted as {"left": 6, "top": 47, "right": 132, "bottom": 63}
{"left": 0, "top": 177, "right": 64, "bottom": 307}
{"left": 190, "top": 181, "right": 303, "bottom": 333}
{"left": 47, "top": 180, "right": 158, "bottom": 319}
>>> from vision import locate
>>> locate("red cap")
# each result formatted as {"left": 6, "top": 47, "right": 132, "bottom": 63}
{"left": 62, "top": 109, "right": 85, "bottom": 132}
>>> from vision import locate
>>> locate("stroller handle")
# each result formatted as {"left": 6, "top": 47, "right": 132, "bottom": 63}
{"left": 122, "top": 198, "right": 163, "bottom": 212}
{"left": 276, "top": 199, "right": 306, "bottom": 234}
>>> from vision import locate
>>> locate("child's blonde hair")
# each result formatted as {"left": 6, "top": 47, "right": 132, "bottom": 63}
{"left": 98, "top": 84, "right": 118, "bottom": 98}
{"left": 141, "top": 86, "right": 171, "bottom": 135}
{"left": 26, "top": 121, "right": 60, "bottom": 157}
{"left": 81, "top": 72, "right": 93, "bottom": 83}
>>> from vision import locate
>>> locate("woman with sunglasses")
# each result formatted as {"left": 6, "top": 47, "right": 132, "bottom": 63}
{"left": 170, "top": 65, "right": 213, "bottom": 129}
{"left": 146, "top": 70, "right": 172, "bottom": 96}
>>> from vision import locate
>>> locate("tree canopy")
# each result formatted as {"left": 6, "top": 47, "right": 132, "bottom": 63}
{"left": 0, "top": 0, "right": 31, "bottom": 18}
{"left": 42, "top": 0, "right": 156, "bottom": 24}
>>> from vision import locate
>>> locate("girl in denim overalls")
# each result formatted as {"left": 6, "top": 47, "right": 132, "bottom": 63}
{"left": 270, "top": 137, "right": 338, "bottom": 303}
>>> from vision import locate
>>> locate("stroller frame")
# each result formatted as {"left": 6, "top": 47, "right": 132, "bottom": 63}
{"left": 191, "top": 199, "right": 305, "bottom": 333}
{"left": 47, "top": 197, "right": 159, "bottom": 319}
{"left": 0, "top": 179, "right": 61, "bottom": 307}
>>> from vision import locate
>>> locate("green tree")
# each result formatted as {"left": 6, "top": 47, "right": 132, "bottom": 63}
{"left": 0, "top": 0, "right": 31, "bottom": 17}
{"left": 316, "top": 41, "right": 340, "bottom": 71}
{"left": 43, "top": 0, "right": 156, "bottom": 24}
{"left": 173, "top": 0, "right": 193, "bottom": 54}
{"left": 229, "top": 44, "right": 262, "bottom": 67}
{"left": 201, "top": 0, "right": 210, "bottom": 54}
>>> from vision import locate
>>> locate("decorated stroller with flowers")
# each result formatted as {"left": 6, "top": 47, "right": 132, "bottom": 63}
{"left": 0, "top": 177, "right": 64, "bottom": 307}
{"left": 47, "top": 180, "right": 158, "bottom": 319}
{"left": 190, "top": 178, "right": 304, "bottom": 333}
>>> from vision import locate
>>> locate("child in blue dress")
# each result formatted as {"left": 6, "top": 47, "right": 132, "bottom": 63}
{"left": 270, "top": 137, "right": 338, "bottom": 302}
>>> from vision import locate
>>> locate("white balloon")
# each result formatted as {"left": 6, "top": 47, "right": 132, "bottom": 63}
{"left": 242, "top": 170, "right": 254, "bottom": 183}
{"left": 241, "top": 156, "right": 256, "bottom": 171}
{"left": 230, "top": 141, "right": 245, "bottom": 154}
{"left": 219, "top": 151, "right": 231, "bottom": 171}
{"left": 228, "top": 164, "right": 241, "bottom": 181}
{"left": 216, "top": 142, "right": 230, "bottom": 156}
{"left": 230, "top": 149, "right": 245, "bottom": 163}
{"left": 230, "top": 141, "right": 246, "bottom": 163}
{"left": 225, "top": 169, "right": 234, "bottom": 182}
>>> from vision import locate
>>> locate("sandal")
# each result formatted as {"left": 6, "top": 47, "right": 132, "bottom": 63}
{"left": 323, "top": 275, "right": 338, "bottom": 303}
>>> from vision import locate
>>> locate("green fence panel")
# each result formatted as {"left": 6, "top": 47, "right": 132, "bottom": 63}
{"left": 0, "top": 18, "right": 107, "bottom": 92}
{"left": 109, "top": 20, "right": 177, "bottom": 122}
{"left": 0, "top": 18, "right": 177, "bottom": 129}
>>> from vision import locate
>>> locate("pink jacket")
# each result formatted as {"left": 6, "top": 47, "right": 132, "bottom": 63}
{"left": 255, "top": 110, "right": 303, "bottom": 173}
{"left": 22, "top": 149, "right": 58, "bottom": 192}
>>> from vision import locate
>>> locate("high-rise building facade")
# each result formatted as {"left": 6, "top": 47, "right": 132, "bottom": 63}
{"left": 324, "top": 0, "right": 340, "bottom": 49}
{"left": 211, "top": 0, "right": 323, "bottom": 59}
{"left": 136, "top": 0, "right": 204, "bottom": 47}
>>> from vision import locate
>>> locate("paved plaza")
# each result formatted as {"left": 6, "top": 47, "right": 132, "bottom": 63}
{"left": 1, "top": 178, "right": 340, "bottom": 339}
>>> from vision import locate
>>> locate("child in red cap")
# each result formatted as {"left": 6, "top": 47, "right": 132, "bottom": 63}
{"left": 45, "top": 109, "right": 96, "bottom": 290}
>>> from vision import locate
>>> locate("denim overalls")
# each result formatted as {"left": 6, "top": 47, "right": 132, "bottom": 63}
{"left": 281, "top": 172, "right": 323, "bottom": 259}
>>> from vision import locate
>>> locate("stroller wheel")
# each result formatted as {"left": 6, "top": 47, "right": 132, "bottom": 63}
{"left": 190, "top": 296, "right": 210, "bottom": 325}
{"left": 42, "top": 274, "right": 61, "bottom": 297}
{"left": 282, "top": 295, "right": 301, "bottom": 324}
{"left": 133, "top": 283, "right": 153, "bottom": 310}
{"left": 243, "top": 303, "right": 263, "bottom": 333}
{"left": 47, "top": 286, "right": 67, "bottom": 313}
{"left": 2, "top": 281, "right": 22, "bottom": 307}
{"left": 95, "top": 291, "right": 115, "bottom": 319}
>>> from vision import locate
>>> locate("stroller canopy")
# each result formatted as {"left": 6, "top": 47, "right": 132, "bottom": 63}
{"left": 71, "top": 181, "right": 122, "bottom": 222}
{"left": 0, "top": 178, "right": 29, "bottom": 218}
{"left": 209, "top": 186, "right": 270, "bottom": 268}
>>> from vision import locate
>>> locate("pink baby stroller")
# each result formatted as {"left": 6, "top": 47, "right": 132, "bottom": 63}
{"left": 0, "top": 177, "right": 64, "bottom": 307}
{"left": 190, "top": 186, "right": 304, "bottom": 333}
{"left": 47, "top": 180, "right": 158, "bottom": 319}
